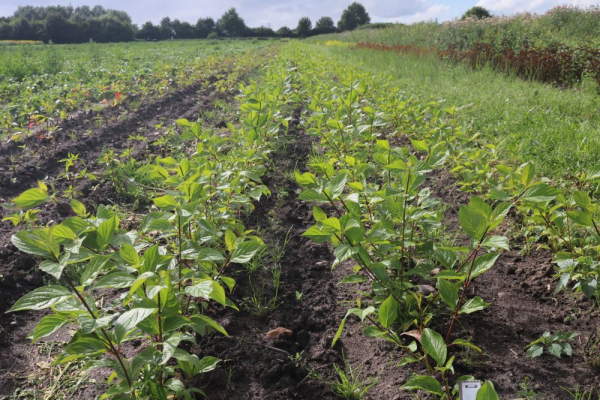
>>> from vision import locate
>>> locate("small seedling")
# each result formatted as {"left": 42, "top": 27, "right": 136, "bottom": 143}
{"left": 526, "top": 331, "right": 578, "bottom": 358}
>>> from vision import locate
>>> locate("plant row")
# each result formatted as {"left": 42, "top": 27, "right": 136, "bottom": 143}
{"left": 0, "top": 40, "right": 271, "bottom": 140}
{"left": 285, "top": 42, "right": 597, "bottom": 397}
{"left": 3, "top": 46, "right": 300, "bottom": 398}
{"left": 353, "top": 41, "right": 600, "bottom": 88}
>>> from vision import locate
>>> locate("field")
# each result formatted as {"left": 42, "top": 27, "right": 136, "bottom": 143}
{"left": 0, "top": 33, "right": 598, "bottom": 400}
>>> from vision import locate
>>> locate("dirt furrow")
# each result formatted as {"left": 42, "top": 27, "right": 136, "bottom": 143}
{"left": 194, "top": 110, "right": 349, "bottom": 399}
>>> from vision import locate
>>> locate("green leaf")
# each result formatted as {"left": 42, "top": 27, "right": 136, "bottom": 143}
{"left": 58, "top": 336, "right": 107, "bottom": 363}
{"left": 200, "top": 248, "right": 227, "bottom": 263}
{"left": 298, "top": 189, "right": 327, "bottom": 202}
{"left": 224, "top": 231, "right": 237, "bottom": 253}
{"left": 12, "top": 229, "right": 54, "bottom": 258}
{"left": 581, "top": 279, "right": 597, "bottom": 298}
{"left": 548, "top": 343, "right": 563, "bottom": 358}
{"left": 189, "top": 314, "right": 229, "bottom": 337}
{"left": 120, "top": 244, "right": 140, "bottom": 266}
{"left": 437, "top": 279, "right": 460, "bottom": 310}
{"left": 339, "top": 274, "right": 368, "bottom": 284}
{"left": 333, "top": 244, "right": 359, "bottom": 266}
{"left": 470, "top": 253, "right": 500, "bottom": 279}
{"left": 459, "top": 297, "right": 490, "bottom": 314}
{"left": 459, "top": 203, "right": 488, "bottom": 240}
{"left": 230, "top": 240, "right": 263, "bottom": 264}
{"left": 410, "top": 139, "right": 429, "bottom": 153}
{"left": 476, "top": 381, "right": 500, "bottom": 400}
{"left": 39, "top": 257, "right": 69, "bottom": 280}
{"left": 160, "top": 334, "right": 181, "bottom": 365}
{"left": 421, "top": 328, "right": 447, "bottom": 366}
{"left": 77, "top": 315, "right": 112, "bottom": 334}
{"left": 526, "top": 343, "right": 544, "bottom": 358}
{"left": 69, "top": 199, "right": 87, "bottom": 217}
{"left": 153, "top": 195, "right": 177, "bottom": 210}
{"left": 331, "top": 317, "right": 347, "bottom": 347}
{"left": 436, "top": 270, "right": 465, "bottom": 281}
{"left": 451, "top": 338, "right": 483, "bottom": 354}
{"left": 97, "top": 215, "right": 118, "bottom": 250}
{"left": 8, "top": 286, "right": 72, "bottom": 312}
{"left": 185, "top": 280, "right": 226, "bottom": 306}
{"left": 302, "top": 225, "right": 333, "bottom": 243}
{"left": 326, "top": 172, "right": 348, "bottom": 199}
{"left": 13, "top": 188, "right": 50, "bottom": 209}
{"left": 481, "top": 236, "right": 509, "bottom": 251}
{"left": 520, "top": 162, "right": 536, "bottom": 187}
{"left": 295, "top": 171, "right": 317, "bottom": 186}
{"left": 520, "top": 184, "right": 560, "bottom": 203}
{"left": 567, "top": 211, "right": 594, "bottom": 228}
{"left": 198, "top": 356, "right": 220, "bottom": 373}
{"left": 28, "top": 314, "right": 69, "bottom": 342}
{"left": 95, "top": 272, "right": 136, "bottom": 289}
{"left": 114, "top": 307, "right": 157, "bottom": 343}
{"left": 312, "top": 206, "right": 327, "bottom": 222}
{"left": 378, "top": 296, "right": 398, "bottom": 329}
{"left": 347, "top": 306, "right": 376, "bottom": 321}
{"left": 401, "top": 375, "right": 443, "bottom": 395}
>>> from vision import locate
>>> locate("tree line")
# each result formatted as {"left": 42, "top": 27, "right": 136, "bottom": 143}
{"left": 0, "top": 2, "right": 371, "bottom": 43}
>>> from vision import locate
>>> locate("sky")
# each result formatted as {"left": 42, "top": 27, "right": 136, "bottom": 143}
{"left": 0, "top": 0, "right": 597, "bottom": 29}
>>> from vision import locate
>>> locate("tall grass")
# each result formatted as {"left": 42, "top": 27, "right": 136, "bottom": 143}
{"left": 310, "top": 5, "right": 600, "bottom": 49}
{"left": 314, "top": 44, "right": 600, "bottom": 181}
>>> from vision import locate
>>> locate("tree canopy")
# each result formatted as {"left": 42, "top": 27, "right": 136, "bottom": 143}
{"left": 338, "top": 2, "right": 370, "bottom": 31}
{"left": 0, "top": 2, "right": 377, "bottom": 42}
{"left": 296, "top": 17, "right": 312, "bottom": 37}
{"left": 216, "top": 8, "right": 247, "bottom": 37}
{"left": 314, "top": 16, "right": 336, "bottom": 35}
{"left": 461, "top": 6, "right": 492, "bottom": 20}
{"left": 0, "top": 5, "right": 136, "bottom": 43}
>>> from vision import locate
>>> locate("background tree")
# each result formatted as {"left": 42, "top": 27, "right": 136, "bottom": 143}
{"left": 314, "top": 16, "right": 336, "bottom": 35}
{"left": 195, "top": 17, "right": 215, "bottom": 38}
{"left": 0, "top": 5, "right": 137, "bottom": 43}
{"left": 137, "top": 21, "right": 159, "bottom": 40}
{"left": 250, "top": 26, "right": 276, "bottom": 37}
{"left": 216, "top": 8, "right": 247, "bottom": 37}
{"left": 276, "top": 26, "right": 293, "bottom": 38}
{"left": 461, "top": 6, "right": 492, "bottom": 20}
{"left": 160, "top": 16, "right": 173, "bottom": 39}
{"left": 296, "top": 16, "right": 312, "bottom": 37}
{"left": 337, "top": 2, "right": 370, "bottom": 31}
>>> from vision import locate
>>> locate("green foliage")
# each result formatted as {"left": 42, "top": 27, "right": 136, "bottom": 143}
{"left": 315, "top": 16, "right": 337, "bottom": 35}
{"left": 6, "top": 48, "right": 299, "bottom": 397}
{"left": 216, "top": 8, "right": 248, "bottom": 37}
{"left": 461, "top": 6, "right": 492, "bottom": 20}
{"left": 330, "top": 362, "right": 377, "bottom": 399}
{"left": 288, "top": 44, "right": 505, "bottom": 396}
{"left": 0, "top": 4, "right": 136, "bottom": 43}
{"left": 338, "top": 2, "right": 371, "bottom": 31}
{"left": 314, "top": 5, "right": 600, "bottom": 49}
{"left": 526, "top": 331, "right": 578, "bottom": 358}
{"left": 0, "top": 40, "right": 271, "bottom": 140}
{"left": 296, "top": 17, "right": 312, "bottom": 37}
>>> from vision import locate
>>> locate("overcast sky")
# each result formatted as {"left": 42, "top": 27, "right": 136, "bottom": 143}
{"left": 0, "top": 0, "right": 597, "bottom": 29}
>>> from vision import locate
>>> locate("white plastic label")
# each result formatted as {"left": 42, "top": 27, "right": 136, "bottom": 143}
{"left": 459, "top": 381, "right": 482, "bottom": 400}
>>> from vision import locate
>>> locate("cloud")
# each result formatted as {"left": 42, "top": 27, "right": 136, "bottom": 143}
{"left": 476, "top": 0, "right": 598, "bottom": 14}
{"left": 374, "top": 4, "right": 451, "bottom": 23}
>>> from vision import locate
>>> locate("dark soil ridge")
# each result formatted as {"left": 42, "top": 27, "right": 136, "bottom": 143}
{"left": 0, "top": 74, "right": 243, "bottom": 397}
